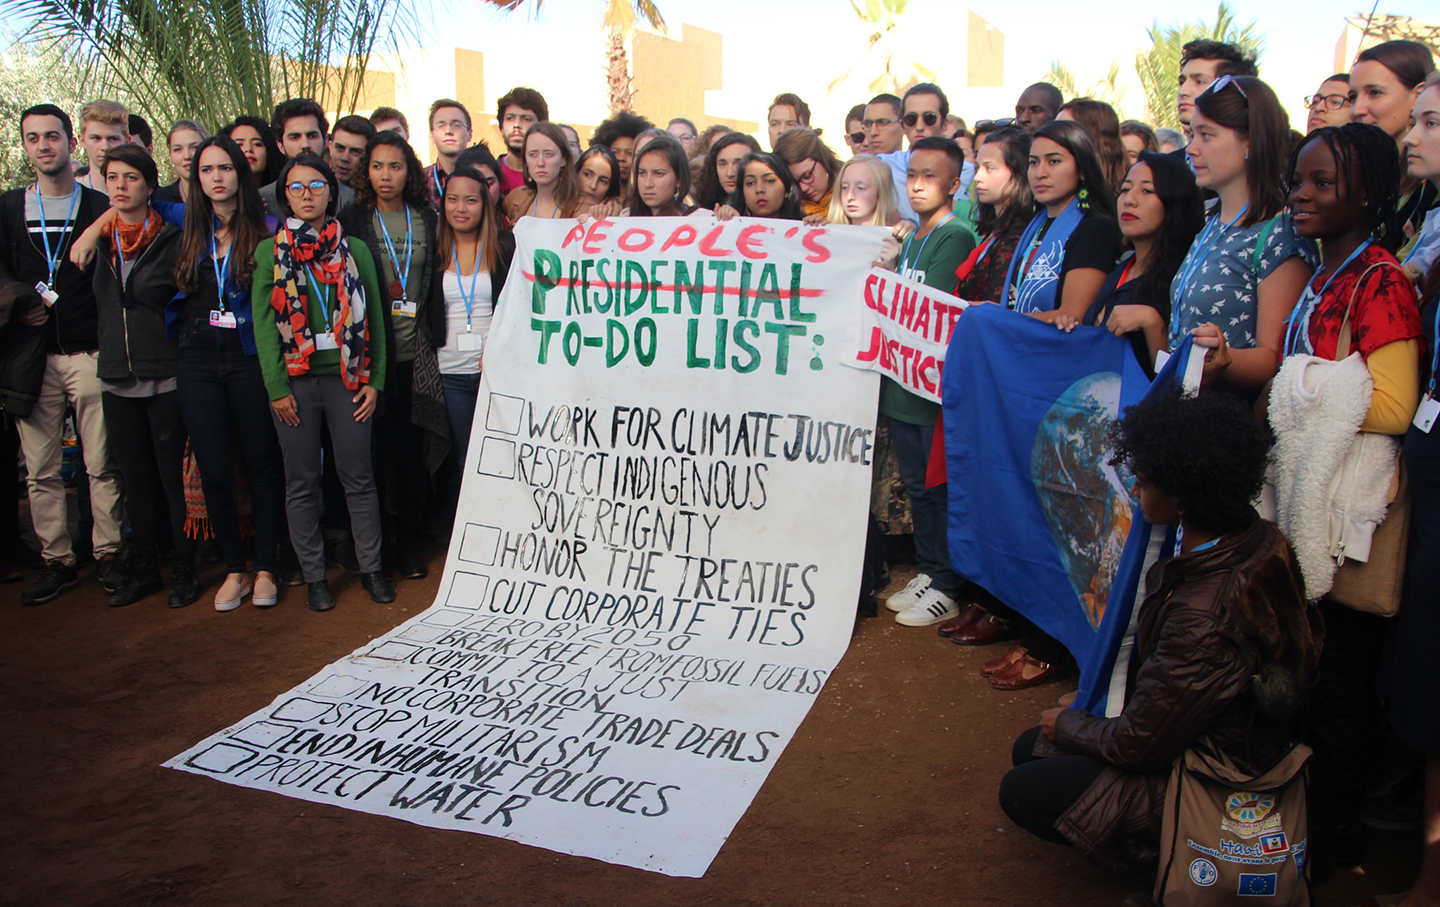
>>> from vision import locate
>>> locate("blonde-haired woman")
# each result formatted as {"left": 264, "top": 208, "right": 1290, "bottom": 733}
{"left": 817, "top": 155, "right": 904, "bottom": 268}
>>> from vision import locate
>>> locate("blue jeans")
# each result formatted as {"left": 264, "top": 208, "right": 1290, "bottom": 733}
{"left": 440, "top": 373, "right": 481, "bottom": 467}
{"left": 886, "top": 416, "right": 959, "bottom": 596}
{"left": 176, "top": 321, "right": 285, "bottom": 573}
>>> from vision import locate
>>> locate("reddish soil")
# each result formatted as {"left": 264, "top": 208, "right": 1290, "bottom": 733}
{"left": 0, "top": 553, "right": 1420, "bottom": 906}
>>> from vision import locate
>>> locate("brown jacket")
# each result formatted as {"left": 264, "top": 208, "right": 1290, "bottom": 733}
{"left": 1047, "top": 519, "right": 1322, "bottom": 872}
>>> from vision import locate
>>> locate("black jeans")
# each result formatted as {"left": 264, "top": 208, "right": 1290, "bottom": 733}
{"left": 375, "top": 360, "right": 428, "bottom": 545}
{"left": 999, "top": 726, "right": 1107, "bottom": 845}
{"left": 176, "top": 321, "right": 285, "bottom": 573}
{"left": 100, "top": 389, "right": 191, "bottom": 557}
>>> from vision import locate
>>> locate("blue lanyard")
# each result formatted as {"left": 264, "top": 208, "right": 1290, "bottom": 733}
{"left": 375, "top": 206, "right": 413, "bottom": 294}
{"left": 210, "top": 228, "right": 233, "bottom": 311}
{"left": 1428, "top": 296, "right": 1440, "bottom": 395}
{"left": 32, "top": 185, "right": 80, "bottom": 287}
{"left": 902, "top": 212, "right": 954, "bottom": 276}
{"left": 1283, "top": 238, "right": 1372, "bottom": 358}
{"left": 452, "top": 243, "right": 481, "bottom": 328}
{"left": 1174, "top": 529, "right": 1226, "bottom": 557}
{"left": 1173, "top": 203, "right": 1249, "bottom": 311}
{"left": 431, "top": 165, "right": 444, "bottom": 199}
{"left": 303, "top": 263, "right": 333, "bottom": 333}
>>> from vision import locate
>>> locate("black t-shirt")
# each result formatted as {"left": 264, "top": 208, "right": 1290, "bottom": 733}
{"left": 1085, "top": 250, "right": 1167, "bottom": 377}
{"left": 181, "top": 257, "right": 223, "bottom": 323}
{"left": 153, "top": 181, "right": 184, "bottom": 204}
{"left": 1053, "top": 212, "right": 1122, "bottom": 305}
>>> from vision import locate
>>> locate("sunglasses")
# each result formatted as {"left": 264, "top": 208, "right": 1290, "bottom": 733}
{"left": 849, "top": 130, "right": 866, "bottom": 145}
{"left": 285, "top": 179, "right": 328, "bottom": 197}
{"left": 973, "top": 118, "right": 1015, "bottom": 131}
{"left": 902, "top": 111, "right": 941, "bottom": 128}
{"left": 1204, "top": 74, "right": 1248, "bottom": 100}
{"left": 1305, "top": 93, "right": 1351, "bottom": 111}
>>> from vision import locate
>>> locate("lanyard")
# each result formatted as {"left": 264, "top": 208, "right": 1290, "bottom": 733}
{"left": 452, "top": 242, "right": 481, "bottom": 329}
{"left": 974, "top": 233, "right": 996, "bottom": 264}
{"left": 1174, "top": 203, "right": 1249, "bottom": 309}
{"left": 303, "top": 263, "right": 333, "bottom": 333}
{"left": 1174, "top": 529, "right": 1226, "bottom": 557}
{"left": 530, "top": 196, "right": 560, "bottom": 219}
{"left": 32, "top": 185, "right": 80, "bottom": 287}
{"left": 1429, "top": 296, "right": 1440, "bottom": 395}
{"left": 1117, "top": 257, "right": 1136, "bottom": 287}
{"left": 902, "top": 212, "right": 954, "bottom": 276}
{"left": 431, "top": 165, "right": 444, "bottom": 199}
{"left": 376, "top": 206, "right": 413, "bottom": 294}
{"left": 1283, "top": 238, "right": 1372, "bottom": 358}
{"left": 210, "top": 228, "right": 233, "bottom": 311}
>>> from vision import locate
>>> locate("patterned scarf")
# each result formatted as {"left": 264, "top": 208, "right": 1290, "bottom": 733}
{"left": 269, "top": 217, "right": 371, "bottom": 390}
{"left": 107, "top": 207, "right": 164, "bottom": 262}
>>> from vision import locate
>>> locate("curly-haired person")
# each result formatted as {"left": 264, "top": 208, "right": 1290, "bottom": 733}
{"left": 998, "top": 389, "right": 1323, "bottom": 875}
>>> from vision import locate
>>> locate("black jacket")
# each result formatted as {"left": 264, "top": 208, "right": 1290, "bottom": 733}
{"left": 93, "top": 222, "right": 182, "bottom": 381}
{"left": 340, "top": 203, "right": 440, "bottom": 364}
{"left": 0, "top": 184, "right": 109, "bottom": 415}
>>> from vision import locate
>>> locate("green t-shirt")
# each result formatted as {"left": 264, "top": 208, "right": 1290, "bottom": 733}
{"left": 880, "top": 214, "right": 976, "bottom": 425}
{"left": 251, "top": 237, "right": 389, "bottom": 401}
{"left": 373, "top": 208, "right": 427, "bottom": 362}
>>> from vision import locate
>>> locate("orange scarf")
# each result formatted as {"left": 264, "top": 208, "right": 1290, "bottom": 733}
{"left": 107, "top": 208, "right": 163, "bottom": 263}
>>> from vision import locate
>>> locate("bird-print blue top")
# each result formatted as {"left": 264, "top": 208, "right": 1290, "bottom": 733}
{"left": 1168, "top": 211, "right": 1318, "bottom": 351}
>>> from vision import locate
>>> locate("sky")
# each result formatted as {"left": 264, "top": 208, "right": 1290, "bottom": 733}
{"left": 403, "top": 0, "right": 1422, "bottom": 140}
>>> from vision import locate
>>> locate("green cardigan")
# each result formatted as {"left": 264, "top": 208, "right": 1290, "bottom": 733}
{"left": 251, "top": 237, "right": 389, "bottom": 400}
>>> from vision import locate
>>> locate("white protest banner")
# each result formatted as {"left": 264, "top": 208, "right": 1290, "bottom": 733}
{"left": 166, "top": 217, "right": 886, "bottom": 878}
{"left": 844, "top": 266, "right": 968, "bottom": 403}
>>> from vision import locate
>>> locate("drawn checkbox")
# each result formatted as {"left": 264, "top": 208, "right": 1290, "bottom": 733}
{"left": 230, "top": 720, "right": 297, "bottom": 749}
{"left": 476, "top": 436, "right": 516, "bottom": 478}
{"left": 486, "top": 393, "right": 525, "bottom": 436}
{"left": 445, "top": 571, "right": 490, "bottom": 609}
{"left": 458, "top": 524, "right": 501, "bottom": 565}
{"left": 184, "top": 742, "right": 258, "bottom": 774}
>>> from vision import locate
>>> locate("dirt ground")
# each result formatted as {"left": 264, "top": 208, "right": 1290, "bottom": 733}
{"left": 0, "top": 547, "right": 1422, "bottom": 907}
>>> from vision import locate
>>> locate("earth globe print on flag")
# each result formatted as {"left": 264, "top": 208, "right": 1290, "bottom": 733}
{"left": 1030, "top": 372, "right": 1134, "bottom": 629}
{"left": 942, "top": 303, "right": 1157, "bottom": 705}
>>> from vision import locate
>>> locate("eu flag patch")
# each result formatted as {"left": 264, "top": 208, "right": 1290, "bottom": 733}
{"left": 1237, "top": 873, "right": 1278, "bottom": 896}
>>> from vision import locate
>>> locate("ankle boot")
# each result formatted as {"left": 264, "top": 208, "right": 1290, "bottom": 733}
{"left": 361, "top": 571, "right": 396, "bottom": 603}
{"left": 308, "top": 579, "right": 335, "bottom": 612}
{"left": 109, "top": 552, "right": 164, "bottom": 607}
{"left": 168, "top": 557, "right": 200, "bottom": 608}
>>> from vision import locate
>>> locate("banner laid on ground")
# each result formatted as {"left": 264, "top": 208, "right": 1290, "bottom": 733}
{"left": 166, "top": 217, "right": 885, "bottom": 878}
{"left": 942, "top": 304, "right": 1177, "bottom": 712}
{"left": 844, "top": 267, "right": 968, "bottom": 404}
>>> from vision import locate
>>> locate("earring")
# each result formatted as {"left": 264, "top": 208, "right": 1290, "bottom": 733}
{"left": 1078, "top": 184, "right": 1090, "bottom": 210}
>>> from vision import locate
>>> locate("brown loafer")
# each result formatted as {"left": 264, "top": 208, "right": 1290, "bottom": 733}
{"left": 937, "top": 603, "right": 988, "bottom": 637}
{"left": 952, "top": 613, "right": 1019, "bottom": 646}
{"left": 980, "top": 644, "right": 1027, "bottom": 676}
{"left": 989, "top": 654, "right": 1066, "bottom": 690}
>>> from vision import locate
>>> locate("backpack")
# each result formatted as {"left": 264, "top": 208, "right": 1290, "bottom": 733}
{"left": 1154, "top": 739, "right": 1312, "bottom": 906}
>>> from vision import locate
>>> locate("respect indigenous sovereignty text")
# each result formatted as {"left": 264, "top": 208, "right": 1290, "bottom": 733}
{"left": 166, "top": 216, "right": 888, "bottom": 877}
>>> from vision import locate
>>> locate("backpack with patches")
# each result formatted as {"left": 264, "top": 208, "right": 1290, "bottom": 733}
{"left": 1154, "top": 739, "right": 1312, "bottom": 906}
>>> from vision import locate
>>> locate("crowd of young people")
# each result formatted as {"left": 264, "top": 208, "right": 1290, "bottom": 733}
{"left": 4, "top": 36, "right": 1440, "bottom": 900}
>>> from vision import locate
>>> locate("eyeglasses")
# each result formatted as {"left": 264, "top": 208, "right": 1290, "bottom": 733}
{"left": 849, "top": 130, "right": 866, "bottom": 145}
{"left": 861, "top": 117, "right": 895, "bottom": 129}
{"left": 973, "top": 118, "right": 1015, "bottom": 131}
{"left": 285, "top": 179, "right": 328, "bottom": 197}
{"left": 902, "top": 111, "right": 941, "bottom": 128}
{"left": 794, "top": 160, "right": 824, "bottom": 185}
{"left": 1204, "top": 74, "right": 1248, "bottom": 100}
{"left": 1305, "top": 93, "right": 1351, "bottom": 111}
{"left": 672, "top": 132, "right": 696, "bottom": 142}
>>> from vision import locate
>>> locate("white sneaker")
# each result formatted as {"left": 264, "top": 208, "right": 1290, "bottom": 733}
{"left": 885, "top": 573, "right": 932, "bottom": 612}
{"left": 895, "top": 587, "right": 959, "bottom": 627}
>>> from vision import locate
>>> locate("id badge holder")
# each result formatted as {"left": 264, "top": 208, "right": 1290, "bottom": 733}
{"left": 209, "top": 309, "right": 238, "bottom": 329}
{"left": 35, "top": 281, "right": 59, "bottom": 307}
{"left": 1414, "top": 394, "right": 1440, "bottom": 434}
{"left": 457, "top": 331, "right": 481, "bottom": 352}
{"left": 313, "top": 332, "right": 340, "bottom": 351}
{"left": 391, "top": 299, "right": 418, "bottom": 318}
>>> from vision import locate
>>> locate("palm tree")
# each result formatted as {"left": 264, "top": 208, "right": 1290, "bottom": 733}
{"left": 1135, "top": 2, "right": 1263, "bottom": 129}
{"left": 826, "top": 0, "right": 936, "bottom": 97}
{"left": 486, "top": 0, "right": 665, "bottom": 114}
{"left": 1043, "top": 59, "right": 1128, "bottom": 111}
{"left": 1, "top": 0, "right": 422, "bottom": 131}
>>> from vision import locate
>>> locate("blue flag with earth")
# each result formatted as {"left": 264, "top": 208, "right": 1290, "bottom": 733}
{"left": 942, "top": 304, "right": 1199, "bottom": 716}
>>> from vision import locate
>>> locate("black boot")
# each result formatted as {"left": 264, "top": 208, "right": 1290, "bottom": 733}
{"left": 360, "top": 571, "right": 395, "bottom": 603}
{"left": 396, "top": 543, "right": 428, "bottom": 580}
{"left": 168, "top": 557, "right": 200, "bottom": 608}
{"left": 109, "top": 552, "right": 163, "bottom": 607}
{"left": 308, "top": 579, "right": 335, "bottom": 612}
